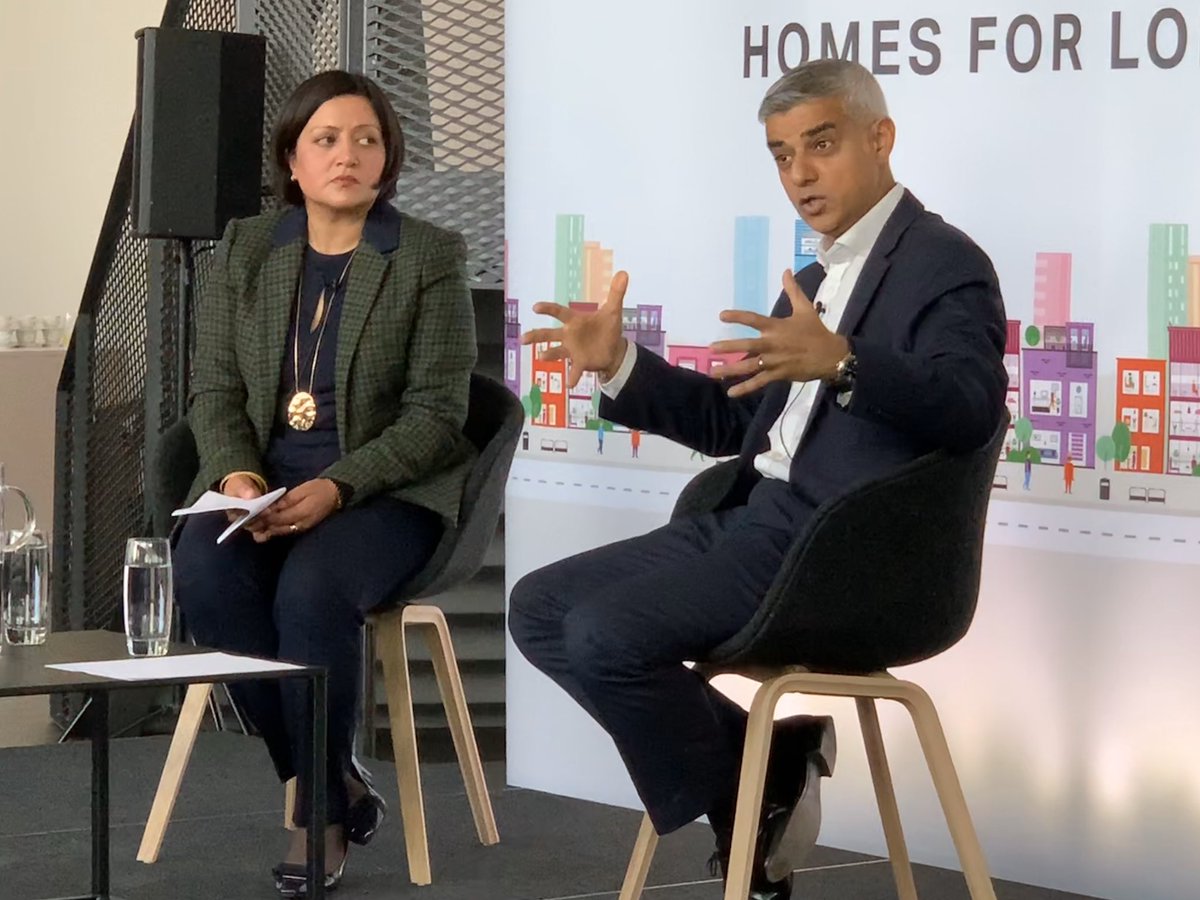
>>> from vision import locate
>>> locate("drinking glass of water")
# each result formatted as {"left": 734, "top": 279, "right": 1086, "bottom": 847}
{"left": 123, "top": 538, "right": 173, "bottom": 657}
{"left": 2, "top": 529, "right": 50, "bottom": 645}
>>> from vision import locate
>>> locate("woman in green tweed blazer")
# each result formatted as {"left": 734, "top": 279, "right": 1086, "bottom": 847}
{"left": 173, "top": 70, "right": 476, "bottom": 895}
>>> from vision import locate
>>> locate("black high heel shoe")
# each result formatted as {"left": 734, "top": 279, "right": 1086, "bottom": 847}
{"left": 272, "top": 846, "right": 348, "bottom": 897}
{"left": 344, "top": 756, "right": 387, "bottom": 846}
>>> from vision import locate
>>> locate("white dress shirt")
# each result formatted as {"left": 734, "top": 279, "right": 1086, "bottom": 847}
{"left": 602, "top": 183, "right": 906, "bottom": 482}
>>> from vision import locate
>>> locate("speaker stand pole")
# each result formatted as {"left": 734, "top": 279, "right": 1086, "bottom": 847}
{"left": 176, "top": 237, "right": 194, "bottom": 420}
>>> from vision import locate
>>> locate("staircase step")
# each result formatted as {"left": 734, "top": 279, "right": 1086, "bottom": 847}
{"left": 414, "top": 702, "right": 505, "bottom": 731}
{"left": 429, "top": 567, "right": 505, "bottom": 616}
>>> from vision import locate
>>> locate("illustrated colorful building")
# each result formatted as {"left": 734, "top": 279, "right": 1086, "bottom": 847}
{"left": 666, "top": 345, "right": 745, "bottom": 378}
{"left": 1003, "top": 320, "right": 1021, "bottom": 452}
{"left": 1033, "top": 252, "right": 1071, "bottom": 327}
{"left": 793, "top": 219, "right": 820, "bottom": 274}
{"left": 504, "top": 297, "right": 521, "bottom": 396}
{"left": 733, "top": 216, "right": 770, "bottom": 336}
{"left": 624, "top": 305, "right": 664, "bottom": 357}
{"left": 1188, "top": 256, "right": 1200, "bottom": 327}
{"left": 1115, "top": 358, "right": 1167, "bottom": 473}
{"left": 1020, "top": 321, "right": 1097, "bottom": 466}
{"left": 583, "top": 241, "right": 614, "bottom": 305}
{"left": 1148, "top": 224, "right": 1188, "bottom": 359}
{"left": 530, "top": 341, "right": 567, "bottom": 429}
{"left": 555, "top": 214, "right": 585, "bottom": 304}
{"left": 1167, "top": 325, "right": 1200, "bottom": 475}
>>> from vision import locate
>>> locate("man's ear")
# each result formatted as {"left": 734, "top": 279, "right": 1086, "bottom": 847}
{"left": 873, "top": 117, "right": 897, "bottom": 157}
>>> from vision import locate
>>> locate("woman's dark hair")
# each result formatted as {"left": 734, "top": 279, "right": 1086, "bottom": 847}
{"left": 269, "top": 70, "right": 405, "bottom": 206}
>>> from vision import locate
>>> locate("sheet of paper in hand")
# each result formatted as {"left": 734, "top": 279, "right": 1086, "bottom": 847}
{"left": 172, "top": 488, "right": 287, "bottom": 544}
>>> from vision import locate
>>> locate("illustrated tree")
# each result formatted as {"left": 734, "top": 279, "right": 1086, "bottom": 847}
{"left": 586, "top": 388, "right": 613, "bottom": 432}
{"left": 1024, "top": 325, "right": 1041, "bottom": 347}
{"left": 521, "top": 384, "right": 543, "bottom": 422}
{"left": 1095, "top": 436, "right": 1116, "bottom": 470}
{"left": 1007, "top": 417, "right": 1034, "bottom": 461}
{"left": 1112, "top": 422, "right": 1132, "bottom": 467}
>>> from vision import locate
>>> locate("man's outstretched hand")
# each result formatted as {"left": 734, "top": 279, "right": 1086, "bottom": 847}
{"left": 710, "top": 269, "right": 849, "bottom": 397}
{"left": 521, "top": 271, "right": 631, "bottom": 389}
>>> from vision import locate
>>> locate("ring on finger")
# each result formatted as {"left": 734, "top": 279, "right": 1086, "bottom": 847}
{"left": 757, "top": 356, "right": 767, "bottom": 369}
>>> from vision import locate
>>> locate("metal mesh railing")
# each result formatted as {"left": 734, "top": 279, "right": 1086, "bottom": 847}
{"left": 365, "top": 0, "right": 504, "bottom": 286}
{"left": 53, "top": 0, "right": 344, "bottom": 636}
{"left": 51, "top": 0, "right": 504, "bottom": 729}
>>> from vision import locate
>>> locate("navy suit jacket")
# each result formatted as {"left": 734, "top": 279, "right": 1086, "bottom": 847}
{"left": 600, "top": 190, "right": 1009, "bottom": 522}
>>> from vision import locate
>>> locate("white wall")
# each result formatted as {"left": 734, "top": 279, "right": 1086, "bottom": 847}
{"left": 503, "top": 3, "right": 1200, "bottom": 899}
{"left": 0, "top": 0, "right": 167, "bottom": 322}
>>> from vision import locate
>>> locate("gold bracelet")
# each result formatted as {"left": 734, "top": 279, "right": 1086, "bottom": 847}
{"left": 220, "top": 471, "right": 268, "bottom": 494}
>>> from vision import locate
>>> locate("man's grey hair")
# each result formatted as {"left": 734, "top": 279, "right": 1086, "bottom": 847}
{"left": 758, "top": 59, "right": 889, "bottom": 124}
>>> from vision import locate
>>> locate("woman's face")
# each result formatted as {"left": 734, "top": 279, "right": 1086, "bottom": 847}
{"left": 289, "top": 94, "right": 386, "bottom": 213}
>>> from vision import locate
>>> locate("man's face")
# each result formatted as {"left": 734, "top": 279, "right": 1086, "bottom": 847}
{"left": 765, "top": 97, "right": 895, "bottom": 241}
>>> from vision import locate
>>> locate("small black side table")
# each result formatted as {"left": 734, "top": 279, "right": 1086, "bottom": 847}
{"left": 0, "top": 630, "right": 327, "bottom": 900}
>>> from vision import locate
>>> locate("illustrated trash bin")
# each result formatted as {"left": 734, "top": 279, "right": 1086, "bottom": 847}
{"left": 1099, "top": 477, "right": 1110, "bottom": 500}
{"left": 522, "top": 431, "right": 529, "bottom": 450}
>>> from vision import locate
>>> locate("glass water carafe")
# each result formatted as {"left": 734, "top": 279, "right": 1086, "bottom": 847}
{"left": 0, "top": 462, "right": 39, "bottom": 649}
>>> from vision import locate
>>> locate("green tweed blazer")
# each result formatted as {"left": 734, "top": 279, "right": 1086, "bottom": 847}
{"left": 186, "top": 202, "right": 478, "bottom": 524}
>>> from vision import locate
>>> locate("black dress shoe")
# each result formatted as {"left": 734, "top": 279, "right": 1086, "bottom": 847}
{"left": 272, "top": 849, "right": 348, "bottom": 897}
{"left": 344, "top": 757, "right": 387, "bottom": 846}
{"left": 708, "top": 805, "right": 794, "bottom": 900}
{"left": 707, "top": 714, "right": 838, "bottom": 897}
{"left": 763, "top": 715, "right": 837, "bottom": 882}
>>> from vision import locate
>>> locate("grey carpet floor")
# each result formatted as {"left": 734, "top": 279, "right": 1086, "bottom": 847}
{"left": 0, "top": 733, "right": 1099, "bottom": 900}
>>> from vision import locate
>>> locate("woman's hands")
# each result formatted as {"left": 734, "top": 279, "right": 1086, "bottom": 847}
{"left": 221, "top": 473, "right": 271, "bottom": 540}
{"left": 255, "top": 479, "right": 341, "bottom": 541}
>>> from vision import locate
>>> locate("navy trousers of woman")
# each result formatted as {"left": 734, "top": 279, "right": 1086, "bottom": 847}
{"left": 174, "top": 495, "right": 442, "bottom": 827}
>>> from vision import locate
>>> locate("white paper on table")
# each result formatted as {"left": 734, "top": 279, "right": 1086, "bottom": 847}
{"left": 171, "top": 487, "right": 287, "bottom": 544}
{"left": 47, "top": 651, "right": 303, "bottom": 681}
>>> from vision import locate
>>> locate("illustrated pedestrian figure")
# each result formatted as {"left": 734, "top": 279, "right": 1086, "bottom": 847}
{"left": 631, "top": 429, "right": 641, "bottom": 459}
{"left": 1063, "top": 458, "right": 1074, "bottom": 494}
{"left": 597, "top": 425, "right": 605, "bottom": 454}
{"left": 1023, "top": 449, "right": 1033, "bottom": 490}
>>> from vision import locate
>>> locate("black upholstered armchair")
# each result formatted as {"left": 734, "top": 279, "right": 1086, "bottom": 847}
{"left": 679, "top": 420, "right": 1002, "bottom": 672}
{"left": 139, "top": 373, "right": 524, "bottom": 888}
{"left": 620, "top": 418, "right": 1008, "bottom": 900}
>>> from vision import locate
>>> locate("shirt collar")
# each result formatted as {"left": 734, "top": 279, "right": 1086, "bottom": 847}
{"left": 271, "top": 198, "right": 402, "bottom": 254}
{"left": 816, "top": 182, "right": 906, "bottom": 269}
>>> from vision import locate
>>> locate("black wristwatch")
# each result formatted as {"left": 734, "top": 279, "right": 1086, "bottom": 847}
{"left": 831, "top": 350, "right": 858, "bottom": 392}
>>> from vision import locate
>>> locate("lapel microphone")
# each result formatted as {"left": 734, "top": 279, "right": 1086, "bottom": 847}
{"left": 814, "top": 301, "right": 826, "bottom": 317}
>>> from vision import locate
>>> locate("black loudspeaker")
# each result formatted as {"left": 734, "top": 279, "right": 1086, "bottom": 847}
{"left": 133, "top": 27, "right": 266, "bottom": 240}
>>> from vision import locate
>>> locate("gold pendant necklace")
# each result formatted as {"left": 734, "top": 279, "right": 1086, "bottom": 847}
{"left": 288, "top": 249, "right": 356, "bottom": 431}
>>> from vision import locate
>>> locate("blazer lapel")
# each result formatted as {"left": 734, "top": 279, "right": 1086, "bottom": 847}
{"left": 835, "top": 190, "right": 922, "bottom": 339}
{"left": 253, "top": 240, "right": 304, "bottom": 431}
{"left": 333, "top": 246, "right": 390, "bottom": 445}
{"left": 792, "top": 191, "right": 924, "bottom": 455}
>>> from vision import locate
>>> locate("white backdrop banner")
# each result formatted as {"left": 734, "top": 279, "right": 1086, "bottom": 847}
{"left": 504, "top": 4, "right": 1200, "bottom": 899}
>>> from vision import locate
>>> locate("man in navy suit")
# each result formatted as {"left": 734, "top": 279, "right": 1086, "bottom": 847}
{"left": 509, "top": 59, "right": 1007, "bottom": 899}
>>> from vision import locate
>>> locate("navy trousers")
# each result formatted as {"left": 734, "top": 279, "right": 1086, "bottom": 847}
{"left": 175, "top": 495, "right": 442, "bottom": 826}
{"left": 508, "top": 480, "right": 804, "bottom": 835}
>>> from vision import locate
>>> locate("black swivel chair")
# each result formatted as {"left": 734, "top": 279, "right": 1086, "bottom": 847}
{"left": 137, "top": 373, "right": 525, "bottom": 888}
{"left": 619, "top": 418, "right": 1009, "bottom": 900}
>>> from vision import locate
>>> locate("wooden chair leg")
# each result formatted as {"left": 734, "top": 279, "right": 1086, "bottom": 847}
{"left": 903, "top": 688, "right": 996, "bottom": 900}
{"left": 376, "top": 612, "right": 432, "bottom": 885}
{"left": 856, "top": 697, "right": 918, "bottom": 900}
{"left": 723, "top": 677, "right": 787, "bottom": 900}
{"left": 410, "top": 606, "right": 499, "bottom": 846}
{"left": 617, "top": 812, "right": 659, "bottom": 900}
{"left": 283, "top": 778, "right": 297, "bottom": 831}
{"left": 137, "top": 682, "right": 212, "bottom": 863}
